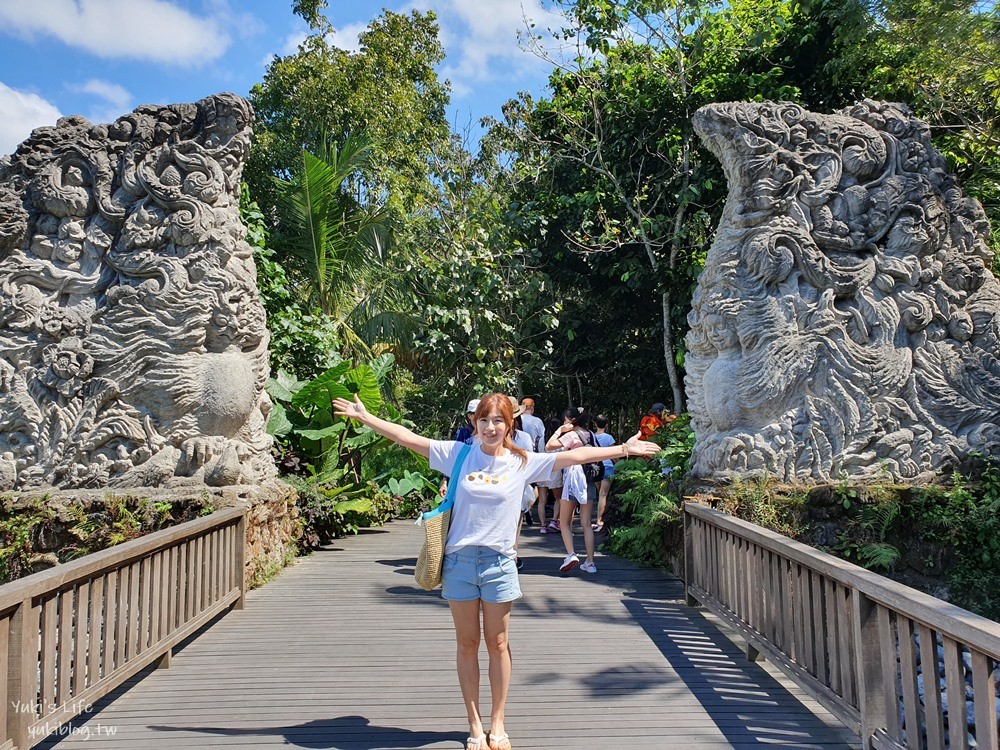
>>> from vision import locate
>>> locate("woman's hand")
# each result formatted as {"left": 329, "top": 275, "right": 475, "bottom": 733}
{"left": 624, "top": 431, "right": 660, "bottom": 457}
{"left": 332, "top": 394, "right": 370, "bottom": 423}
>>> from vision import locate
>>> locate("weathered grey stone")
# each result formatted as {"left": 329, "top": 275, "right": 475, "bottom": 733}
{"left": 0, "top": 94, "right": 275, "bottom": 489}
{"left": 687, "top": 100, "right": 1000, "bottom": 483}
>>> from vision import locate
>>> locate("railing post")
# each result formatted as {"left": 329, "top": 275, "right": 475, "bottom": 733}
{"left": 234, "top": 512, "right": 247, "bottom": 610}
{"left": 851, "top": 588, "right": 886, "bottom": 749}
{"left": 155, "top": 649, "right": 172, "bottom": 669}
{"left": 683, "top": 506, "right": 698, "bottom": 607}
{"left": 7, "top": 596, "right": 39, "bottom": 750}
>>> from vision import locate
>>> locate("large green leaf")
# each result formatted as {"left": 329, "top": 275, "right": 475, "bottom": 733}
{"left": 343, "top": 364, "right": 382, "bottom": 413}
{"left": 334, "top": 498, "right": 374, "bottom": 514}
{"left": 266, "top": 369, "right": 306, "bottom": 403}
{"left": 295, "top": 422, "right": 346, "bottom": 441}
{"left": 266, "top": 401, "right": 293, "bottom": 437}
{"left": 369, "top": 352, "right": 395, "bottom": 384}
{"left": 291, "top": 362, "right": 352, "bottom": 411}
{"left": 343, "top": 428, "right": 385, "bottom": 451}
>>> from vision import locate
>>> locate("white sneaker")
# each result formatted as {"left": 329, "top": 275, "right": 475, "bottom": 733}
{"left": 580, "top": 561, "right": 597, "bottom": 574}
{"left": 559, "top": 553, "right": 580, "bottom": 572}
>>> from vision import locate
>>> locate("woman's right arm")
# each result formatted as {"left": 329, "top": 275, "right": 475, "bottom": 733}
{"left": 544, "top": 423, "right": 571, "bottom": 451}
{"left": 332, "top": 395, "right": 432, "bottom": 458}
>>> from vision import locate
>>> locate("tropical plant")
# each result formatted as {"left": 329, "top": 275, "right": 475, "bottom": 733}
{"left": 241, "top": 186, "right": 342, "bottom": 380}
{"left": 271, "top": 134, "right": 414, "bottom": 361}
{"left": 247, "top": 8, "right": 451, "bottom": 218}
{"left": 266, "top": 355, "right": 393, "bottom": 481}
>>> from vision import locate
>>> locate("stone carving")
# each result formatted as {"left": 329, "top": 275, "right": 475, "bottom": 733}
{"left": 686, "top": 100, "right": 1000, "bottom": 482}
{"left": 0, "top": 93, "right": 275, "bottom": 490}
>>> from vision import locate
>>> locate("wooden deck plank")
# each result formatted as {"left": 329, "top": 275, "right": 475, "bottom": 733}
{"left": 38, "top": 520, "right": 860, "bottom": 750}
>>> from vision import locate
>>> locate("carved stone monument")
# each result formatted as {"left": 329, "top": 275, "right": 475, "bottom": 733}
{"left": 686, "top": 100, "right": 1000, "bottom": 483}
{"left": 0, "top": 93, "right": 275, "bottom": 490}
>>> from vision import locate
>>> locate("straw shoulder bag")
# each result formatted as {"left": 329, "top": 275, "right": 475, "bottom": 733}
{"left": 414, "top": 442, "right": 473, "bottom": 591}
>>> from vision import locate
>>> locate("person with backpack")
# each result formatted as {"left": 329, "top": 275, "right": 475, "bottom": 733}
{"left": 333, "top": 392, "right": 659, "bottom": 750}
{"left": 545, "top": 407, "right": 602, "bottom": 573}
{"left": 591, "top": 414, "right": 616, "bottom": 532}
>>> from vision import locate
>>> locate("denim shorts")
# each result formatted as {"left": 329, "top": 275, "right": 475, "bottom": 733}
{"left": 441, "top": 546, "right": 521, "bottom": 603}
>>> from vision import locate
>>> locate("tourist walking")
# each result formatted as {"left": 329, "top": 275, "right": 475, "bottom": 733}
{"left": 333, "top": 392, "right": 658, "bottom": 750}
{"left": 455, "top": 399, "right": 481, "bottom": 444}
{"left": 592, "top": 414, "right": 616, "bottom": 532}
{"left": 535, "top": 417, "right": 564, "bottom": 534}
{"left": 517, "top": 397, "right": 546, "bottom": 527}
{"left": 639, "top": 401, "right": 678, "bottom": 440}
{"left": 519, "top": 398, "right": 545, "bottom": 452}
{"left": 546, "top": 408, "right": 600, "bottom": 574}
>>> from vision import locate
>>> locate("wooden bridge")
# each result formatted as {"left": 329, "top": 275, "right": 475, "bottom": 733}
{"left": 2, "top": 502, "right": 998, "bottom": 749}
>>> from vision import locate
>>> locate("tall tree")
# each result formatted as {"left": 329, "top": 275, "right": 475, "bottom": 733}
{"left": 247, "top": 10, "right": 452, "bottom": 218}
{"left": 820, "top": 0, "right": 1000, "bottom": 229}
{"left": 271, "top": 134, "right": 413, "bottom": 361}
{"left": 493, "top": 0, "right": 839, "bottom": 413}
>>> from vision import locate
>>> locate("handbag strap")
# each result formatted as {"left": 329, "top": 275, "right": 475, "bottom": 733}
{"left": 421, "top": 442, "right": 473, "bottom": 521}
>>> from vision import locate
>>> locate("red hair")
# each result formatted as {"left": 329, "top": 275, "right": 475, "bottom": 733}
{"left": 472, "top": 393, "right": 528, "bottom": 466}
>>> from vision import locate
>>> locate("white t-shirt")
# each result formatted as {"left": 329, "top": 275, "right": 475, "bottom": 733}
{"left": 429, "top": 440, "right": 557, "bottom": 557}
{"left": 520, "top": 413, "right": 546, "bottom": 452}
{"left": 513, "top": 430, "right": 535, "bottom": 509}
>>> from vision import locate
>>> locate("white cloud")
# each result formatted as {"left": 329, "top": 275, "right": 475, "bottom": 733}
{"left": 261, "top": 20, "right": 366, "bottom": 69}
{"left": 67, "top": 79, "right": 133, "bottom": 124}
{"left": 328, "top": 22, "right": 366, "bottom": 54}
{"left": 280, "top": 30, "right": 309, "bottom": 56}
{"left": 0, "top": 82, "right": 62, "bottom": 156}
{"left": 408, "top": 0, "right": 564, "bottom": 98}
{"left": 0, "top": 0, "right": 231, "bottom": 66}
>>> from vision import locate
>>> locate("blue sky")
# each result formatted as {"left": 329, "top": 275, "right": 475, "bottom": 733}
{"left": 0, "top": 0, "right": 566, "bottom": 156}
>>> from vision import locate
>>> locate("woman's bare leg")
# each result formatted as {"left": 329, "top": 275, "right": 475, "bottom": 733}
{"left": 449, "top": 599, "right": 484, "bottom": 739}
{"left": 579, "top": 500, "right": 595, "bottom": 563}
{"left": 596, "top": 478, "right": 611, "bottom": 526}
{"left": 559, "top": 498, "right": 575, "bottom": 555}
{"left": 481, "top": 600, "right": 513, "bottom": 741}
{"left": 537, "top": 486, "right": 549, "bottom": 528}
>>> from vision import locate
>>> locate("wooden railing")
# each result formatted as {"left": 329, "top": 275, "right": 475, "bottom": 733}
{"left": 684, "top": 502, "right": 1000, "bottom": 750}
{"left": 0, "top": 506, "right": 246, "bottom": 750}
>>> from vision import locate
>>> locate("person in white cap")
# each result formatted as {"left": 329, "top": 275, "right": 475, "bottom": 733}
{"left": 453, "top": 398, "right": 480, "bottom": 445}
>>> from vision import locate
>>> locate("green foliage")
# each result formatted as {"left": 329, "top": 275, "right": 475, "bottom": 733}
{"left": 602, "top": 414, "right": 695, "bottom": 566}
{"left": 0, "top": 497, "right": 54, "bottom": 582}
{"left": 604, "top": 458, "right": 680, "bottom": 566}
{"left": 266, "top": 357, "right": 389, "bottom": 483}
{"left": 716, "top": 476, "right": 807, "bottom": 537}
{"left": 831, "top": 496, "right": 902, "bottom": 572}
{"left": 906, "top": 468, "right": 1000, "bottom": 619}
{"left": 247, "top": 9, "right": 451, "bottom": 218}
{"left": 66, "top": 495, "right": 175, "bottom": 555}
{"left": 363, "top": 442, "right": 439, "bottom": 518}
{"left": 241, "top": 186, "right": 342, "bottom": 380}
{"left": 283, "top": 475, "right": 401, "bottom": 549}
{"left": 270, "top": 134, "right": 415, "bottom": 361}
{"left": 0, "top": 494, "right": 202, "bottom": 584}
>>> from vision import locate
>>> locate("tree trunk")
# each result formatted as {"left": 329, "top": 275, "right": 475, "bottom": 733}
{"left": 662, "top": 288, "right": 684, "bottom": 413}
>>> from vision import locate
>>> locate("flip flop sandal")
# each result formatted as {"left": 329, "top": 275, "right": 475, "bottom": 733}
{"left": 488, "top": 732, "right": 512, "bottom": 750}
{"left": 467, "top": 735, "right": 488, "bottom": 750}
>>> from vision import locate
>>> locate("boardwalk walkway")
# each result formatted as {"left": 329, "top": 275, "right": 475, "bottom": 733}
{"left": 38, "top": 520, "right": 860, "bottom": 749}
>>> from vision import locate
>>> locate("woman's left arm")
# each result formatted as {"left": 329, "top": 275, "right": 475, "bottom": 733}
{"left": 553, "top": 431, "right": 659, "bottom": 470}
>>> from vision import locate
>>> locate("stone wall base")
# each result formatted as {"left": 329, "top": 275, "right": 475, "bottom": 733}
{"left": 0, "top": 480, "right": 301, "bottom": 587}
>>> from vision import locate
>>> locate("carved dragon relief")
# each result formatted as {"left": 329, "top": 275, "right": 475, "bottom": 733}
{"left": 0, "top": 94, "right": 275, "bottom": 489}
{"left": 687, "top": 100, "right": 1000, "bottom": 482}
